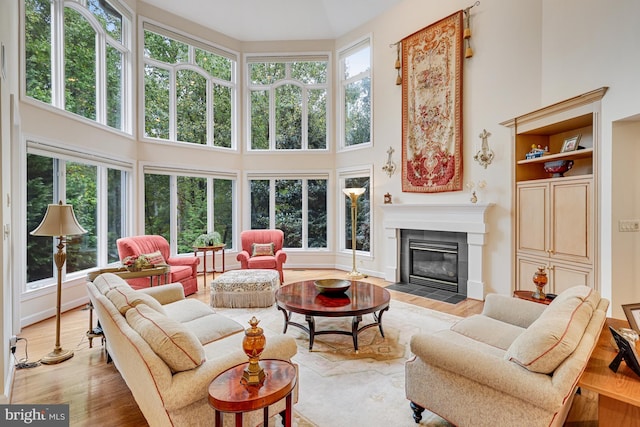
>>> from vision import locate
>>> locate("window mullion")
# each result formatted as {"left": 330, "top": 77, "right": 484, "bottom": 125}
{"left": 269, "top": 179, "right": 276, "bottom": 229}
{"left": 269, "top": 86, "right": 276, "bottom": 150}
{"left": 207, "top": 178, "right": 214, "bottom": 231}
{"left": 95, "top": 32, "right": 107, "bottom": 124}
{"left": 301, "top": 88, "right": 308, "bottom": 150}
{"left": 51, "top": 1, "right": 65, "bottom": 108}
{"left": 208, "top": 79, "right": 214, "bottom": 146}
{"left": 169, "top": 66, "right": 177, "bottom": 141}
{"left": 97, "top": 167, "right": 108, "bottom": 265}
{"left": 169, "top": 175, "right": 178, "bottom": 256}
{"left": 302, "top": 179, "right": 308, "bottom": 249}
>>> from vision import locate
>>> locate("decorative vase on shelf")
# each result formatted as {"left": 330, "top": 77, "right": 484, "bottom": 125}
{"left": 532, "top": 266, "right": 548, "bottom": 300}
{"left": 242, "top": 316, "right": 266, "bottom": 385}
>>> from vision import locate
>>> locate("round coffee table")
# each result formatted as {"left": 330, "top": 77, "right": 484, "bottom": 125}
{"left": 275, "top": 280, "right": 391, "bottom": 351}
{"left": 208, "top": 359, "right": 296, "bottom": 427}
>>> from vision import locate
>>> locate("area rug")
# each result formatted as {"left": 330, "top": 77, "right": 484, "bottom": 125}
{"left": 214, "top": 300, "right": 458, "bottom": 426}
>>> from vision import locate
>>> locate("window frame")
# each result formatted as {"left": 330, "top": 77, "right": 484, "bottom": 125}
{"left": 139, "top": 18, "right": 239, "bottom": 150}
{"left": 337, "top": 35, "right": 373, "bottom": 152}
{"left": 21, "top": 138, "right": 134, "bottom": 294}
{"left": 244, "top": 171, "right": 331, "bottom": 251}
{"left": 141, "top": 164, "right": 238, "bottom": 255}
{"left": 21, "top": 0, "right": 133, "bottom": 134}
{"left": 244, "top": 53, "right": 331, "bottom": 152}
{"left": 337, "top": 166, "right": 373, "bottom": 256}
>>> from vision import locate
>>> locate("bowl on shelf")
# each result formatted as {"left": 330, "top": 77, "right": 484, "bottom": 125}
{"left": 543, "top": 159, "right": 574, "bottom": 177}
{"left": 313, "top": 279, "right": 351, "bottom": 294}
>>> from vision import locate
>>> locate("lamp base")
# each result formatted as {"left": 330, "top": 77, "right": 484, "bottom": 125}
{"left": 41, "top": 348, "right": 74, "bottom": 365}
{"left": 346, "top": 270, "right": 364, "bottom": 280}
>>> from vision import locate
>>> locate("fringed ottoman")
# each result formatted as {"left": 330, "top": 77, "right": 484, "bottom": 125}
{"left": 210, "top": 269, "right": 280, "bottom": 308}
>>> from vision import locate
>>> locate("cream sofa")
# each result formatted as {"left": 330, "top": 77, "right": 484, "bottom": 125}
{"left": 87, "top": 273, "right": 298, "bottom": 427}
{"left": 406, "top": 285, "right": 608, "bottom": 427}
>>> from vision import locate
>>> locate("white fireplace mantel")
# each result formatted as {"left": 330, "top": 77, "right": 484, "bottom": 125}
{"left": 381, "top": 203, "right": 493, "bottom": 300}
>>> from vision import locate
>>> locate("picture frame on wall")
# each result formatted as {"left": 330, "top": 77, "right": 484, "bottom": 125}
{"left": 622, "top": 303, "right": 640, "bottom": 333}
{"left": 560, "top": 134, "right": 581, "bottom": 152}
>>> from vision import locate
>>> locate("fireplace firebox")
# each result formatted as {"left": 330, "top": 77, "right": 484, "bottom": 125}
{"left": 400, "top": 230, "right": 468, "bottom": 296}
{"left": 409, "top": 240, "right": 459, "bottom": 292}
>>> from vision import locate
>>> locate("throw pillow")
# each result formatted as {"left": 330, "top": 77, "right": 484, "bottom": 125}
{"left": 142, "top": 250, "right": 166, "bottom": 266}
{"left": 106, "top": 286, "right": 166, "bottom": 315}
{"left": 505, "top": 285, "right": 597, "bottom": 374}
{"left": 126, "top": 304, "right": 205, "bottom": 373}
{"left": 251, "top": 242, "right": 275, "bottom": 257}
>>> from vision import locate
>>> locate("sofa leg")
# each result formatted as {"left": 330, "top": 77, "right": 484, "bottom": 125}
{"left": 410, "top": 402, "right": 425, "bottom": 423}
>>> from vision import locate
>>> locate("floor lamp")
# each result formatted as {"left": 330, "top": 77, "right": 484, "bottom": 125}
{"left": 30, "top": 201, "right": 87, "bottom": 364}
{"left": 343, "top": 188, "right": 365, "bottom": 280}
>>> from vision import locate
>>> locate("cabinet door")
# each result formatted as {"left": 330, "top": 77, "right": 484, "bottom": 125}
{"left": 550, "top": 262, "right": 593, "bottom": 294}
{"left": 550, "top": 179, "right": 591, "bottom": 264}
{"left": 517, "top": 183, "right": 548, "bottom": 257}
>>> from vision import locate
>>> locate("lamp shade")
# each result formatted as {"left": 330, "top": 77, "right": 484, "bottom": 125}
{"left": 30, "top": 201, "right": 87, "bottom": 237}
{"left": 342, "top": 188, "right": 365, "bottom": 197}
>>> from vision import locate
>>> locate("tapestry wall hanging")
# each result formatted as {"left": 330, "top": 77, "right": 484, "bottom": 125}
{"left": 402, "top": 11, "right": 463, "bottom": 193}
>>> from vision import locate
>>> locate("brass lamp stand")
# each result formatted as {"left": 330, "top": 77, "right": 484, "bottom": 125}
{"left": 30, "top": 201, "right": 87, "bottom": 364}
{"left": 343, "top": 188, "right": 365, "bottom": 280}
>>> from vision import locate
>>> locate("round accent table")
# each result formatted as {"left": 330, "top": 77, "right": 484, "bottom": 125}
{"left": 208, "top": 359, "right": 296, "bottom": 427}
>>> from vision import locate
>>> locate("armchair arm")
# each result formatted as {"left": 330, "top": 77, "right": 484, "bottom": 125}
{"left": 409, "top": 332, "right": 564, "bottom": 412}
{"left": 482, "top": 294, "right": 547, "bottom": 328}
{"left": 236, "top": 251, "right": 251, "bottom": 268}
{"left": 166, "top": 255, "right": 199, "bottom": 275}
{"left": 274, "top": 250, "right": 287, "bottom": 269}
{"left": 138, "top": 283, "right": 185, "bottom": 305}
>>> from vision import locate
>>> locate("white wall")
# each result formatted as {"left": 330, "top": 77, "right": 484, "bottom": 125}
{"left": 335, "top": 0, "right": 543, "bottom": 295}
{"left": 541, "top": 0, "right": 640, "bottom": 316}
{"left": 0, "top": 0, "right": 19, "bottom": 404}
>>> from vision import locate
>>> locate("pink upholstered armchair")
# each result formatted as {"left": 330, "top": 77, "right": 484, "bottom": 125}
{"left": 236, "top": 229, "right": 287, "bottom": 282}
{"left": 116, "top": 235, "right": 199, "bottom": 295}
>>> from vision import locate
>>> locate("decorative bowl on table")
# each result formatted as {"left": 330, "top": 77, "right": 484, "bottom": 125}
{"left": 543, "top": 159, "right": 573, "bottom": 177}
{"left": 313, "top": 279, "right": 351, "bottom": 294}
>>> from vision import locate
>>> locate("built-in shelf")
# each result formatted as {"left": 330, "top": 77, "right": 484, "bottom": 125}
{"left": 516, "top": 147, "right": 593, "bottom": 165}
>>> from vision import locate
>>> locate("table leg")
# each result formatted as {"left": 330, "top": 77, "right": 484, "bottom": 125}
{"left": 221, "top": 247, "right": 225, "bottom": 273}
{"left": 214, "top": 410, "right": 222, "bottom": 427}
{"left": 306, "top": 315, "right": 316, "bottom": 350}
{"left": 284, "top": 392, "right": 293, "bottom": 427}
{"left": 203, "top": 249, "right": 208, "bottom": 288}
{"left": 263, "top": 406, "right": 269, "bottom": 427}
{"left": 352, "top": 315, "right": 362, "bottom": 351}
{"left": 235, "top": 412, "right": 242, "bottom": 427}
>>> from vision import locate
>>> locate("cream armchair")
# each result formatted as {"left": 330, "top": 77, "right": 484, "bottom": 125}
{"left": 405, "top": 286, "right": 608, "bottom": 427}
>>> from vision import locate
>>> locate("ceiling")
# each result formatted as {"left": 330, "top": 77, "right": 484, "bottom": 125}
{"left": 143, "top": 0, "right": 405, "bottom": 41}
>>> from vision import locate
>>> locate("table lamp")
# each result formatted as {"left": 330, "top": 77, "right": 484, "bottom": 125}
{"left": 343, "top": 188, "right": 365, "bottom": 280}
{"left": 30, "top": 201, "right": 87, "bottom": 364}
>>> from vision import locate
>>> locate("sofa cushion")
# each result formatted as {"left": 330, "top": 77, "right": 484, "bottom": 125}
{"left": 251, "top": 242, "right": 275, "bottom": 257}
{"left": 106, "top": 286, "right": 166, "bottom": 315}
{"left": 126, "top": 304, "right": 205, "bottom": 373}
{"left": 505, "top": 285, "right": 597, "bottom": 374}
{"left": 92, "top": 272, "right": 130, "bottom": 295}
{"left": 142, "top": 250, "right": 166, "bottom": 266}
{"left": 451, "top": 314, "right": 525, "bottom": 351}
{"left": 183, "top": 314, "right": 244, "bottom": 345}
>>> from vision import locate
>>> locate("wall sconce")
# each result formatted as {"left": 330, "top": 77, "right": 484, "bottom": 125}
{"left": 473, "top": 129, "right": 494, "bottom": 169}
{"left": 382, "top": 147, "right": 397, "bottom": 177}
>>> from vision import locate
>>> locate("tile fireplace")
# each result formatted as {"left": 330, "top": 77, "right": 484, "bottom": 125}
{"left": 381, "top": 203, "right": 493, "bottom": 300}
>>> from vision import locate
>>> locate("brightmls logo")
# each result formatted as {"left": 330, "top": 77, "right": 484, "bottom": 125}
{"left": 0, "top": 405, "right": 68, "bottom": 426}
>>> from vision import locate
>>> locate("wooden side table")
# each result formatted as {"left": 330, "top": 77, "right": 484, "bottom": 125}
{"left": 578, "top": 318, "right": 640, "bottom": 426}
{"left": 513, "top": 290, "right": 553, "bottom": 305}
{"left": 208, "top": 359, "right": 296, "bottom": 427}
{"left": 193, "top": 244, "right": 226, "bottom": 287}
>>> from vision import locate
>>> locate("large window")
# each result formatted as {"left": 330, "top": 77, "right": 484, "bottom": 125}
{"left": 25, "top": 0, "right": 131, "bottom": 131}
{"left": 26, "top": 148, "right": 130, "bottom": 291}
{"left": 249, "top": 176, "right": 327, "bottom": 249}
{"left": 338, "top": 38, "right": 371, "bottom": 149}
{"left": 143, "top": 23, "right": 236, "bottom": 148}
{"left": 247, "top": 56, "right": 329, "bottom": 151}
{"left": 144, "top": 171, "right": 235, "bottom": 254}
{"left": 340, "top": 173, "right": 371, "bottom": 253}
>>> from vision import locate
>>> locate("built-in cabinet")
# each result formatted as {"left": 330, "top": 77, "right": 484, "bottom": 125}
{"left": 503, "top": 87, "right": 607, "bottom": 294}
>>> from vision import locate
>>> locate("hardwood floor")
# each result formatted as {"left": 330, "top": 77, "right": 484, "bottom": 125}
{"left": 10, "top": 269, "right": 594, "bottom": 426}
